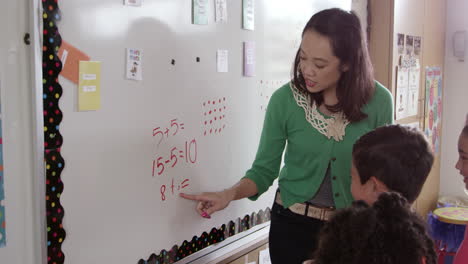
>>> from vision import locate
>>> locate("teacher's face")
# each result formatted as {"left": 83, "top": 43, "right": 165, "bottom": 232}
{"left": 298, "top": 30, "right": 347, "bottom": 95}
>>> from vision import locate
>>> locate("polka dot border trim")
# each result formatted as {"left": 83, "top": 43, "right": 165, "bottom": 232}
{"left": 42, "top": 1, "right": 66, "bottom": 263}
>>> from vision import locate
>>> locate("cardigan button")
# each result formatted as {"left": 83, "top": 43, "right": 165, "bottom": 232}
{"left": 335, "top": 193, "right": 340, "bottom": 197}
{"left": 332, "top": 176, "right": 337, "bottom": 180}
{"left": 331, "top": 157, "right": 336, "bottom": 161}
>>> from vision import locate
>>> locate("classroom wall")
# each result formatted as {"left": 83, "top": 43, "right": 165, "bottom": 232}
{"left": 0, "top": 0, "right": 45, "bottom": 263}
{"left": 368, "top": 0, "right": 447, "bottom": 215}
{"left": 416, "top": 0, "right": 446, "bottom": 215}
{"left": 351, "top": 0, "right": 368, "bottom": 36}
{"left": 440, "top": 0, "right": 468, "bottom": 198}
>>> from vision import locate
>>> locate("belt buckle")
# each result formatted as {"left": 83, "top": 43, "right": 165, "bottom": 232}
{"left": 308, "top": 204, "right": 334, "bottom": 221}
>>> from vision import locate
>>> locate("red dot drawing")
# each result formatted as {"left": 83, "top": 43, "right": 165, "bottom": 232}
{"left": 202, "top": 97, "right": 228, "bottom": 137}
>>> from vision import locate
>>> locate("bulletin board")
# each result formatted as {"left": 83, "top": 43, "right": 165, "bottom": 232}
{"left": 45, "top": 0, "right": 351, "bottom": 263}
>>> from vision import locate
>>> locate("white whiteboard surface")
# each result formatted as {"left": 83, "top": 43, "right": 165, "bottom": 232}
{"left": 56, "top": 0, "right": 351, "bottom": 263}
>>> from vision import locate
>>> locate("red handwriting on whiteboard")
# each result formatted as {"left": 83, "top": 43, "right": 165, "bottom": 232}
{"left": 160, "top": 178, "right": 190, "bottom": 201}
{"left": 202, "top": 98, "right": 227, "bottom": 136}
{"left": 152, "top": 119, "right": 185, "bottom": 147}
{"left": 152, "top": 139, "right": 198, "bottom": 177}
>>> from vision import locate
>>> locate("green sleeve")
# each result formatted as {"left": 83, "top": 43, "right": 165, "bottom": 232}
{"left": 375, "top": 81, "right": 394, "bottom": 126}
{"left": 243, "top": 88, "right": 287, "bottom": 200}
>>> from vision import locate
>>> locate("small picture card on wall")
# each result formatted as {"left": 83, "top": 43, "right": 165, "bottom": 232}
{"left": 406, "top": 35, "right": 414, "bottom": 56}
{"left": 193, "top": 0, "right": 209, "bottom": 25}
{"left": 243, "top": 41, "right": 255, "bottom": 77}
{"left": 397, "top": 33, "right": 405, "bottom": 55}
{"left": 78, "top": 61, "right": 101, "bottom": 111}
{"left": 217, "top": 49, "right": 228, "bottom": 73}
{"left": 242, "top": 0, "right": 254, "bottom": 30}
{"left": 215, "top": 0, "right": 228, "bottom": 23}
{"left": 126, "top": 48, "right": 143, "bottom": 81}
{"left": 414, "top": 36, "right": 422, "bottom": 56}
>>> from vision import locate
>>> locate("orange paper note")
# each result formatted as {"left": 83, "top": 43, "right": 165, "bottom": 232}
{"left": 58, "top": 41, "right": 91, "bottom": 84}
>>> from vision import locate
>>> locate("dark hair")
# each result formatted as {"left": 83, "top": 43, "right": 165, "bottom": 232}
{"left": 462, "top": 125, "right": 468, "bottom": 137}
{"left": 352, "top": 124, "right": 434, "bottom": 203}
{"left": 461, "top": 114, "right": 468, "bottom": 136}
{"left": 292, "top": 8, "right": 374, "bottom": 122}
{"left": 314, "top": 192, "right": 437, "bottom": 264}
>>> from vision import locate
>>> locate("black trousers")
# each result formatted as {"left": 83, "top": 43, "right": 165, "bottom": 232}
{"left": 268, "top": 202, "right": 326, "bottom": 264}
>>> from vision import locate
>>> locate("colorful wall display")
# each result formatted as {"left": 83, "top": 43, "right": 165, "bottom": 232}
{"left": 424, "top": 66, "right": 443, "bottom": 153}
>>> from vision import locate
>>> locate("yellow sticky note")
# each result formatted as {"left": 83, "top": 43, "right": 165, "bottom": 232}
{"left": 78, "top": 61, "right": 101, "bottom": 111}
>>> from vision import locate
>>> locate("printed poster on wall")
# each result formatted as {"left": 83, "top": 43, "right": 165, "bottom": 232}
{"left": 395, "top": 55, "right": 421, "bottom": 120}
{"left": 126, "top": 48, "right": 143, "bottom": 81}
{"left": 407, "top": 63, "right": 420, "bottom": 116}
{"left": 0, "top": 100, "right": 5, "bottom": 247}
{"left": 395, "top": 65, "right": 409, "bottom": 120}
{"left": 215, "top": 0, "right": 227, "bottom": 23}
{"left": 424, "top": 66, "right": 443, "bottom": 153}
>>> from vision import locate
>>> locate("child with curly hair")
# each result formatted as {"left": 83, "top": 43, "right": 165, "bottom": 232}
{"left": 453, "top": 115, "right": 468, "bottom": 264}
{"left": 303, "top": 124, "right": 435, "bottom": 263}
{"left": 312, "top": 192, "right": 436, "bottom": 264}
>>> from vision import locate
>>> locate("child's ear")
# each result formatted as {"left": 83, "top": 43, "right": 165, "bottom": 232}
{"left": 370, "top": 176, "right": 389, "bottom": 192}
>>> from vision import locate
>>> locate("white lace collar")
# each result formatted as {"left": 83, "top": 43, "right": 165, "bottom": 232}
{"left": 290, "top": 83, "right": 350, "bottom": 141}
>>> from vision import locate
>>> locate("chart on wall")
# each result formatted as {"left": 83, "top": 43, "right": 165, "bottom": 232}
{"left": 395, "top": 33, "right": 421, "bottom": 120}
{"left": 51, "top": 0, "right": 352, "bottom": 263}
{"left": 424, "top": 66, "right": 442, "bottom": 153}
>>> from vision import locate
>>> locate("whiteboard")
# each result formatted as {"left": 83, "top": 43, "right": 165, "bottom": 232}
{"left": 56, "top": 0, "right": 351, "bottom": 263}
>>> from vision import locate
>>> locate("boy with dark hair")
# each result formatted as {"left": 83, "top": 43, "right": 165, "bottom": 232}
{"left": 351, "top": 124, "right": 434, "bottom": 205}
{"left": 304, "top": 124, "right": 436, "bottom": 264}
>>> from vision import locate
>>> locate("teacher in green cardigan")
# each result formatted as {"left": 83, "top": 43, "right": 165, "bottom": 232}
{"left": 181, "top": 8, "right": 393, "bottom": 264}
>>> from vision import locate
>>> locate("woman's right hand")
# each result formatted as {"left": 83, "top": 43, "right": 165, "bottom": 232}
{"left": 179, "top": 189, "right": 235, "bottom": 218}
